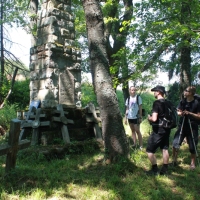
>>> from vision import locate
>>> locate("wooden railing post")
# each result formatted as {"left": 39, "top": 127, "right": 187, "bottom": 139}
{"left": 5, "top": 119, "right": 21, "bottom": 173}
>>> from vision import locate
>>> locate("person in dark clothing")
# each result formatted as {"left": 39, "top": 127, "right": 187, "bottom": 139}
{"left": 172, "top": 86, "right": 200, "bottom": 170}
{"left": 146, "top": 85, "right": 171, "bottom": 175}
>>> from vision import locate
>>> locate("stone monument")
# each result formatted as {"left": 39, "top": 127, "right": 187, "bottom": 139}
{"left": 29, "top": 0, "right": 82, "bottom": 108}
{"left": 24, "top": 0, "right": 102, "bottom": 145}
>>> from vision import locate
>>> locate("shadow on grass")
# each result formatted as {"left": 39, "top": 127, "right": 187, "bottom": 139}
{"left": 0, "top": 134, "right": 200, "bottom": 199}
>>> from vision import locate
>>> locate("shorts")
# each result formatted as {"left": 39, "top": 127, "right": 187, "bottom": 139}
{"left": 172, "top": 127, "right": 198, "bottom": 154}
{"left": 146, "top": 130, "right": 170, "bottom": 153}
{"left": 128, "top": 118, "right": 138, "bottom": 125}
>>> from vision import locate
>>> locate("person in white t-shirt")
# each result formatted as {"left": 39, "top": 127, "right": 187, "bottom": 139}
{"left": 124, "top": 86, "right": 143, "bottom": 149}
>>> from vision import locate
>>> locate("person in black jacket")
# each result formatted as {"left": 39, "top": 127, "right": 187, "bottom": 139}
{"left": 146, "top": 85, "right": 171, "bottom": 175}
{"left": 172, "top": 86, "right": 200, "bottom": 170}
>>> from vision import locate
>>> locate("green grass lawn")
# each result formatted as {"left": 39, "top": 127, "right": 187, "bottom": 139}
{"left": 0, "top": 120, "right": 200, "bottom": 200}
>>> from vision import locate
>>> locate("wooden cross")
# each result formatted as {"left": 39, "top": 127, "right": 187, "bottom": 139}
{"left": 0, "top": 119, "right": 30, "bottom": 174}
{"left": 20, "top": 108, "right": 50, "bottom": 145}
{"left": 86, "top": 102, "right": 102, "bottom": 140}
{"left": 19, "top": 106, "right": 36, "bottom": 141}
{"left": 52, "top": 104, "right": 74, "bottom": 144}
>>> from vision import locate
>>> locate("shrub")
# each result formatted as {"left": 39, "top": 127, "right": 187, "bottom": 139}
{"left": 0, "top": 104, "right": 17, "bottom": 130}
{"left": 81, "top": 82, "right": 97, "bottom": 107}
{"left": 8, "top": 79, "right": 30, "bottom": 110}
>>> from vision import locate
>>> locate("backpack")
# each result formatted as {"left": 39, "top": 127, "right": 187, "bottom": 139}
{"left": 158, "top": 99, "right": 178, "bottom": 129}
{"left": 128, "top": 95, "right": 145, "bottom": 117}
{"left": 163, "top": 100, "right": 178, "bottom": 129}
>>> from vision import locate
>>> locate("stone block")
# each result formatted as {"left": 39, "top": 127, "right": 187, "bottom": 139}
{"left": 30, "top": 47, "right": 37, "bottom": 55}
{"left": 61, "top": 28, "right": 70, "bottom": 36}
{"left": 64, "top": 39, "right": 75, "bottom": 47}
{"left": 41, "top": 100, "right": 58, "bottom": 108}
{"left": 30, "top": 90, "right": 38, "bottom": 100}
{"left": 30, "top": 80, "right": 39, "bottom": 90}
{"left": 44, "top": 78, "right": 55, "bottom": 89}
{"left": 39, "top": 68, "right": 54, "bottom": 79}
{"left": 30, "top": 71, "right": 39, "bottom": 80}
{"left": 67, "top": 63, "right": 81, "bottom": 71}
{"left": 64, "top": 46, "right": 71, "bottom": 54}
{"left": 29, "top": 61, "right": 37, "bottom": 71}
{"left": 59, "top": 69, "right": 75, "bottom": 105}
{"left": 39, "top": 80, "right": 46, "bottom": 90}
{"left": 38, "top": 88, "right": 55, "bottom": 100}
{"left": 30, "top": 54, "right": 38, "bottom": 62}
{"left": 39, "top": 16, "right": 57, "bottom": 28}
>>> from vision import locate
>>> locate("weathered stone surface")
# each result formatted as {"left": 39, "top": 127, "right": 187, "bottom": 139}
{"left": 37, "top": 26, "right": 58, "bottom": 36}
{"left": 39, "top": 68, "right": 54, "bottom": 79}
{"left": 59, "top": 69, "right": 75, "bottom": 105}
{"left": 30, "top": 90, "right": 38, "bottom": 100}
{"left": 30, "top": 80, "right": 39, "bottom": 90}
{"left": 29, "top": 0, "right": 81, "bottom": 108}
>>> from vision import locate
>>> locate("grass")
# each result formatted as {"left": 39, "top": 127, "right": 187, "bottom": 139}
{"left": 0, "top": 120, "right": 200, "bottom": 200}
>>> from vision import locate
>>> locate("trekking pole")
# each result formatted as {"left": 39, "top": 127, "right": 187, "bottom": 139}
{"left": 188, "top": 118, "right": 200, "bottom": 166}
{"left": 173, "top": 116, "right": 185, "bottom": 166}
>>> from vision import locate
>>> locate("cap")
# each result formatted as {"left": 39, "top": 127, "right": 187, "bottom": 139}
{"left": 151, "top": 85, "right": 166, "bottom": 94}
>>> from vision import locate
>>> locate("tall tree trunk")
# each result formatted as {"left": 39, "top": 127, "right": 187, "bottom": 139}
{"left": 82, "top": 0, "right": 129, "bottom": 162}
{"left": 179, "top": 1, "right": 191, "bottom": 95}
{"left": 0, "top": 0, "right": 5, "bottom": 88}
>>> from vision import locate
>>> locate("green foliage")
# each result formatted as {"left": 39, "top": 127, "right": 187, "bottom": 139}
{"left": 167, "top": 82, "right": 180, "bottom": 106}
{"left": 131, "top": 0, "right": 200, "bottom": 82}
{"left": 81, "top": 82, "right": 98, "bottom": 107}
{"left": 0, "top": 104, "right": 17, "bottom": 130}
{"left": 140, "top": 92, "right": 156, "bottom": 116}
{"left": 0, "top": 78, "right": 11, "bottom": 103}
{"left": 8, "top": 79, "right": 30, "bottom": 110}
{"left": 116, "top": 89, "right": 125, "bottom": 114}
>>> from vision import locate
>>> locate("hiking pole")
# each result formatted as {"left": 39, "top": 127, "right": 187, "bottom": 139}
{"left": 188, "top": 118, "right": 200, "bottom": 166}
{"left": 173, "top": 116, "right": 185, "bottom": 166}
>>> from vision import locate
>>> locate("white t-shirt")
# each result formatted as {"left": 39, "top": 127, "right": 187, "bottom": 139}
{"left": 125, "top": 95, "right": 142, "bottom": 119}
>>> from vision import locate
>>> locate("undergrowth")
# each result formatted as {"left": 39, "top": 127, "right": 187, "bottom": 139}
{"left": 0, "top": 121, "right": 200, "bottom": 200}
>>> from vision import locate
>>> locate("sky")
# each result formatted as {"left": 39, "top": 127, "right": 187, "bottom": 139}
{"left": 9, "top": 26, "right": 31, "bottom": 67}
{"left": 9, "top": 27, "right": 178, "bottom": 85}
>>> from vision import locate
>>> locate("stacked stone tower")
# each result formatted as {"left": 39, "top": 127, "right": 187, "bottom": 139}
{"left": 29, "top": 0, "right": 81, "bottom": 108}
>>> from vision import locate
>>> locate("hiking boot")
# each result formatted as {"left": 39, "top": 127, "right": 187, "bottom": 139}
{"left": 160, "top": 167, "right": 168, "bottom": 175}
{"left": 145, "top": 169, "right": 159, "bottom": 176}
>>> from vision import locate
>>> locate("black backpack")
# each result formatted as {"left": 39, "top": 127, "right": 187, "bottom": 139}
{"left": 158, "top": 99, "right": 178, "bottom": 129}
{"left": 128, "top": 95, "right": 145, "bottom": 117}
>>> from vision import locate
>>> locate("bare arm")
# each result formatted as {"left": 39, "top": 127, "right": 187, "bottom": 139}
{"left": 183, "top": 111, "right": 200, "bottom": 120}
{"left": 148, "top": 112, "right": 158, "bottom": 122}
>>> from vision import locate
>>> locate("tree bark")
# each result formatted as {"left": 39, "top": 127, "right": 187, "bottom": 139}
{"left": 82, "top": 0, "right": 129, "bottom": 162}
{"left": 0, "top": 0, "right": 5, "bottom": 87}
{"left": 179, "top": 1, "right": 191, "bottom": 96}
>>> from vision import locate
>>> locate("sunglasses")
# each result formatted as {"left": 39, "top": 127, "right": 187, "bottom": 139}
{"left": 184, "top": 89, "right": 191, "bottom": 92}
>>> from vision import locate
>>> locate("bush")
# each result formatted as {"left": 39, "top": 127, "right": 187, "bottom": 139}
{"left": 81, "top": 82, "right": 98, "bottom": 107}
{"left": 8, "top": 79, "right": 30, "bottom": 110}
{"left": 0, "top": 104, "right": 17, "bottom": 130}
